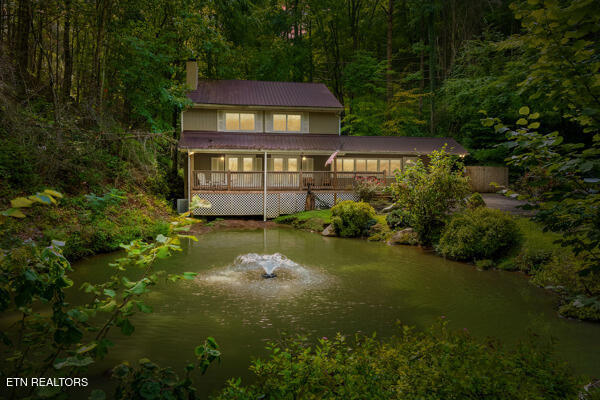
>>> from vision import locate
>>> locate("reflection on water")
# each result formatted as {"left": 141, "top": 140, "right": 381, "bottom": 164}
{"left": 67, "top": 227, "right": 600, "bottom": 399}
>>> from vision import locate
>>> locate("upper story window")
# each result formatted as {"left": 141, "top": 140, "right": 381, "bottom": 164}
{"left": 225, "top": 112, "right": 255, "bottom": 131}
{"left": 273, "top": 113, "right": 302, "bottom": 132}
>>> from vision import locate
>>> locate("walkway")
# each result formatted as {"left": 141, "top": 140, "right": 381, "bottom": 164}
{"left": 482, "top": 193, "right": 534, "bottom": 216}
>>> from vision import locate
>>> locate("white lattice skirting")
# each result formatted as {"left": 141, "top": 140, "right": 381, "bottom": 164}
{"left": 191, "top": 191, "right": 358, "bottom": 217}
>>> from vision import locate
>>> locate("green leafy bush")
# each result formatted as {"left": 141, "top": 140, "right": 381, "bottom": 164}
{"left": 475, "top": 259, "right": 495, "bottom": 270}
{"left": 466, "top": 192, "right": 486, "bottom": 209}
{"left": 331, "top": 200, "right": 376, "bottom": 238}
{"left": 0, "top": 191, "right": 219, "bottom": 399}
{"left": 215, "top": 322, "right": 580, "bottom": 400}
{"left": 530, "top": 255, "right": 600, "bottom": 298}
{"left": 391, "top": 148, "right": 471, "bottom": 245}
{"left": 558, "top": 296, "right": 600, "bottom": 322}
{"left": 386, "top": 208, "right": 412, "bottom": 230}
{"left": 437, "top": 208, "right": 522, "bottom": 262}
{"left": 514, "top": 248, "right": 553, "bottom": 273}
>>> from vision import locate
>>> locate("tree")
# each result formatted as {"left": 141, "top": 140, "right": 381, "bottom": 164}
{"left": 486, "top": 108, "right": 600, "bottom": 281}
{"left": 390, "top": 147, "right": 471, "bottom": 244}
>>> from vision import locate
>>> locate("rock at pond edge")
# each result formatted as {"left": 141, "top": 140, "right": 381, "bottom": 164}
{"left": 387, "top": 228, "right": 418, "bottom": 245}
{"left": 322, "top": 224, "right": 336, "bottom": 237}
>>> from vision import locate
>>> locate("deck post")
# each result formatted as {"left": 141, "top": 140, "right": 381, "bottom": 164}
{"left": 333, "top": 159, "right": 338, "bottom": 190}
{"left": 187, "top": 150, "right": 192, "bottom": 211}
{"left": 263, "top": 151, "right": 267, "bottom": 221}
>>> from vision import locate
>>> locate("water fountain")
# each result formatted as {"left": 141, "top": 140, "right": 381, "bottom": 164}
{"left": 237, "top": 253, "right": 294, "bottom": 278}
{"left": 195, "top": 253, "right": 330, "bottom": 297}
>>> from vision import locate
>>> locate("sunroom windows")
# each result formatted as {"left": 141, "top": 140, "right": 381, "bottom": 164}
{"left": 334, "top": 157, "right": 417, "bottom": 175}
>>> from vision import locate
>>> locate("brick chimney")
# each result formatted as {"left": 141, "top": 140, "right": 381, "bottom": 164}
{"left": 186, "top": 60, "right": 198, "bottom": 90}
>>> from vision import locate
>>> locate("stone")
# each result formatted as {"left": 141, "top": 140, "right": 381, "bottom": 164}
{"left": 322, "top": 224, "right": 336, "bottom": 237}
{"left": 387, "top": 228, "right": 418, "bottom": 245}
{"left": 381, "top": 203, "right": 398, "bottom": 213}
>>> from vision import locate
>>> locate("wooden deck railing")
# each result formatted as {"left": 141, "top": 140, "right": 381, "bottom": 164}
{"left": 192, "top": 170, "right": 390, "bottom": 191}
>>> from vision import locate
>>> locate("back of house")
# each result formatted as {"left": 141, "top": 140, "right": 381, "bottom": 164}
{"left": 178, "top": 61, "right": 467, "bottom": 217}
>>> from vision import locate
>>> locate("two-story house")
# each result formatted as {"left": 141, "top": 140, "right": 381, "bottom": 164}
{"left": 179, "top": 61, "right": 467, "bottom": 218}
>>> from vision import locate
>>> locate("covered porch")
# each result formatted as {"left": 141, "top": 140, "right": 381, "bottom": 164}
{"left": 186, "top": 151, "right": 397, "bottom": 193}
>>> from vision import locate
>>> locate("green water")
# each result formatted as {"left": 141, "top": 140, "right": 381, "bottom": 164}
{"left": 69, "top": 227, "right": 600, "bottom": 398}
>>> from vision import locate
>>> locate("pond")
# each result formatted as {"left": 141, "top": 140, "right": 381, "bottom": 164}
{"left": 71, "top": 227, "right": 600, "bottom": 398}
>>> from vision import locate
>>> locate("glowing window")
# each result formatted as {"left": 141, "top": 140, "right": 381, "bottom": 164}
{"left": 288, "top": 158, "right": 298, "bottom": 171}
{"left": 342, "top": 159, "right": 354, "bottom": 172}
{"left": 225, "top": 112, "right": 255, "bottom": 131}
{"left": 272, "top": 113, "right": 302, "bottom": 132}
{"left": 228, "top": 158, "right": 238, "bottom": 171}
{"left": 225, "top": 113, "right": 239, "bottom": 130}
{"left": 379, "top": 160, "right": 390, "bottom": 174}
{"left": 390, "top": 159, "right": 401, "bottom": 173}
{"left": 367, "top": 160, "right": 378, "bottom": 172}
{"left": 355, "top": 159, "right": 366, "bottom": 171}
{"left": 287, "top": 115, "right": 301, "bottom": 131}
{"left": 243, "top": 157, "right": 254, "bottom": 171}
{"left": 273, "top": 114, "right": 286, "bottom": 131}
{"left": 240, "top": 113, "right": 255, "bottom": 130}
{"left": 273, "top": 158, "right": 284, "bottom": 172}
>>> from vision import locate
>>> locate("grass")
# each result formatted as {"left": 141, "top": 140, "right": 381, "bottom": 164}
{"left": 514, "top": 217, "right": 563, "bottom": 254}
{"left": 274, "top": 209, "right": 332, "bottom": 225}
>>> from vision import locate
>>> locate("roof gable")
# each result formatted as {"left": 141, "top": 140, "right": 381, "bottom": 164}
{"left": 187, "top": 80, "right": 343, "bottom": 109}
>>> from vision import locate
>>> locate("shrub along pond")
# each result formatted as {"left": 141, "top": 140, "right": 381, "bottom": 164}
{"left": 69, "top": 227, "right": 600, "bottom": 398}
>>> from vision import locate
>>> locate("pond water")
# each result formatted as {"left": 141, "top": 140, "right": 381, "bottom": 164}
{"left": 70, "top": 227, "right": 600, "bottom": 398}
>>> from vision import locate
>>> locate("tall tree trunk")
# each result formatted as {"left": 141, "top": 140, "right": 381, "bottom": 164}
{"left": 419, "top": 46, "right": 424, "bottom": 118}
{"left": 15, "top": 0, "right": 31, "bottom": 88}
{"left": 428, "top": 3, "right": 435, "bottom": 135}
{"left": 62, "top": 0, "right": 72, "bottom": 102}
{"left": 35, "top": 13, "right": 42, "bottom": 85}
{"left": 386, "top": 0, "right": 394, "bottom": 105}
{"left": 0, "top": 0, "right": 4, "bottom": 46}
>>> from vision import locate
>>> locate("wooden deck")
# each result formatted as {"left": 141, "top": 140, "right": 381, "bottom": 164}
{"left": 191, "top": 170, "right": 391, "bottom": 191}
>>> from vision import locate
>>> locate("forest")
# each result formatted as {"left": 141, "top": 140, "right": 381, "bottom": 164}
{"left": 0, "top": 0, "right": 596, "bottom": 199}
{"left": 1, "top": 0, "right": 599, "bottom": 399}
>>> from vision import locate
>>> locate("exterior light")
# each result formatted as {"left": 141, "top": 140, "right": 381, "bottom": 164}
{"left": 302, "top": 156, "right": 306, "bottom": 160}
{"left": 220, "top": 156, "right": 225, "bottom": 160}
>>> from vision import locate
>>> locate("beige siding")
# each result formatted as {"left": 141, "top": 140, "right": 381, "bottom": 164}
{"left": 309, "top": 112, "right": 339, "bottom": 134}
{"left": 183, "top": 109, "right": 218, "bottom": 131}
{"left": 193, "top": 153, "right": 213, "bottom": 170}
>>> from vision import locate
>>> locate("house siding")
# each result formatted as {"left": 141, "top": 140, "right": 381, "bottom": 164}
{"left": 182, "top": 109, "right": 217, "bottom": 131}
{"left": 309, "top": 112, "right": 339, "bottom": 134}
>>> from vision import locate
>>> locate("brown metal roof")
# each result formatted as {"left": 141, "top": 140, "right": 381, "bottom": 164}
{"left": 188, "top": 80, "right": 343, "bottom": 109}
{"left": 179, "top": 131, "right": 468, "bottom": 155}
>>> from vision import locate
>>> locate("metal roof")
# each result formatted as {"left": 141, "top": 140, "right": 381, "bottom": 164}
{"left": 188, "top": 80, "right": 343, "bottom": 109}
{"left": 179, "top": 131, "right": 468, "bottom": 155}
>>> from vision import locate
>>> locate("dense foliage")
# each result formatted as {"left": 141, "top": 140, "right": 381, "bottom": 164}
{"left": 0, "top": 193, "right": 219, "bottom": 399}
{"left": 385, "top": 208, "right": 412, "bottom": 230}
{"left": 0, "top": 189, "right": 171, "bottom": 260}
{"left": 390, "top": 148, "right": 470, "bottom": 245}
{"left": 466, "top": 192, "right": 486, "bottom": 210}
{"left": 331, "top": 200, "right": 376, "bottom": 238}
{"left": 215, "top": 322, "right": 582, "bottom": 400}
{"left": 437, "top": 208, "right": 522, "bottom": 263}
